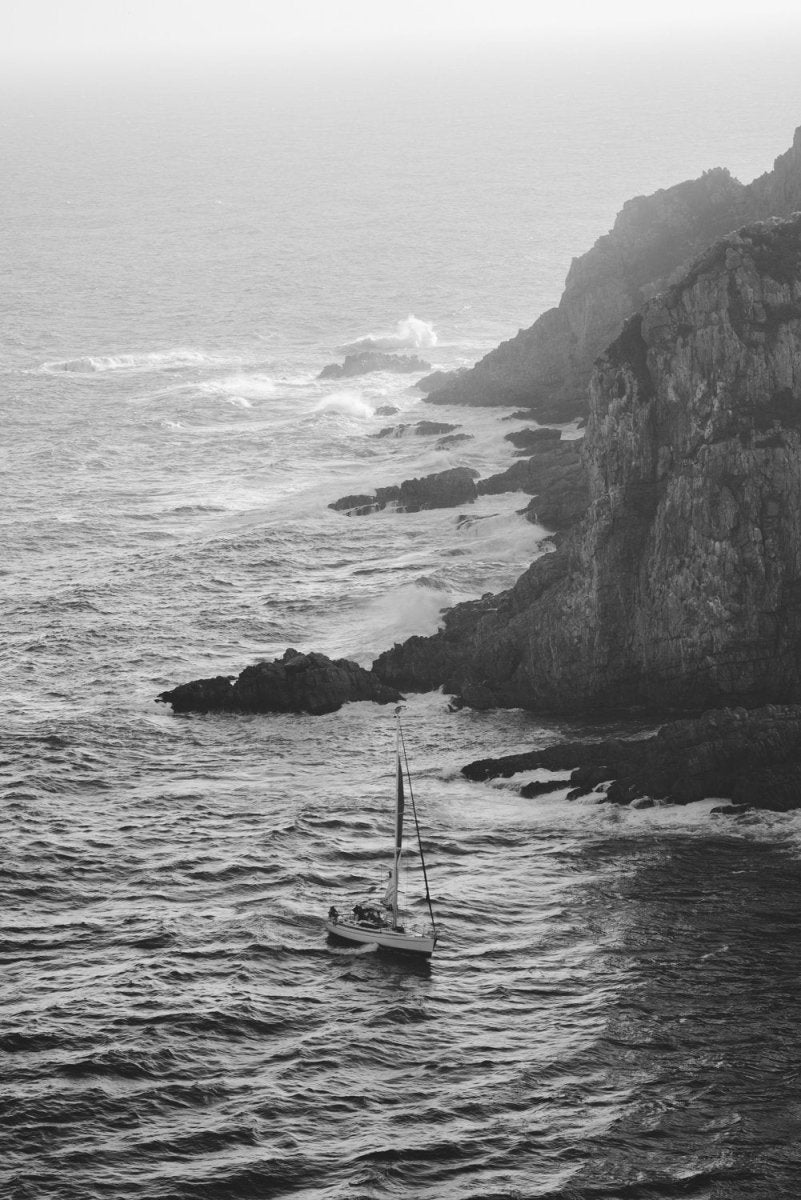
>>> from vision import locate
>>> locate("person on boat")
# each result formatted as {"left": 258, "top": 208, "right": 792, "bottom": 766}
{"left": 382, "top": 867, "right": 395, "bottom": 908}
{"left": 328, "top": 906, "right": 338, "bottom": 923}
{"left": 353, "top": 903, "right": 383, "bottom": 927}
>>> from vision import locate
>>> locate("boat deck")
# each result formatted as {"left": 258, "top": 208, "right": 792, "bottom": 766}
{"left": 324, "top": 917, "right": 436, "bottom": 957}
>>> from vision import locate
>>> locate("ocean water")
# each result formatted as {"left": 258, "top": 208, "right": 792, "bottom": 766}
{"left": 5, "top": 37, "right": 801, "bottom": 1199}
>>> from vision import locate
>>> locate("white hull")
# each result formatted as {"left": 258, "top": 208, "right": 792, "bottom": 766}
{"left": 325, "top": 919, "right": 436, "bottom": 957}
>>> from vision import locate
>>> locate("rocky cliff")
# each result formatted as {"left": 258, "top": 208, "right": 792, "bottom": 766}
{"left": 422, "top": 127, "right": 801, "bottom": 423}
{"left": 374, "top": 214, "right": 801, "bottom": 713}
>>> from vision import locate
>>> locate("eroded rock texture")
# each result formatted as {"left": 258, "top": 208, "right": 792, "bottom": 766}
{"left": 374, "top": 215, "right": 801, "bottom": 714}
{"left": 158, "top": 649, "right": 403, "bottom": 716}
{"left": 462, "top": 706, "right": 801, "bottom": 810}
{"left": 319, "top": 352, "right": 430, "bottom": 378}
{"left": 422, "top": 127, "right": 801, "bottom": 422}
{"left": 329, "top": 466, "right": 479, "bottom": 516}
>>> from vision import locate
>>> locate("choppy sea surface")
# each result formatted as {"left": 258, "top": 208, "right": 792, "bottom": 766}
{"left": 5, "top": 40, "right": 801, "bottom": 1199}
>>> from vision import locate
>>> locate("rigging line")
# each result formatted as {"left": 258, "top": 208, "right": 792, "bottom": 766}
{"left": 398, "top": 723, "right": 437, "bottom": 934}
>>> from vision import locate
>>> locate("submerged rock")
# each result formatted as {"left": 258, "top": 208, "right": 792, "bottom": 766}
{"left": 436, "top": 433, "right": 474, "bottom": 450}
{"left": 372, "top": 420, "right": 458, "bottom": 439}
{"left": 318, "top": 351, "right": 430, "bottom": 379}
{"left": 157, "top": 649, "right": 403, "bottom": 716}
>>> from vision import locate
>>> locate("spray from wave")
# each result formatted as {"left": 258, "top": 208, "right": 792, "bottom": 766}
{"left": 338, "top": 315, "right": 437, "bottom": 353}
{"left": 313, "top": 392, "right": 374, "bottom": 420}
{"left": 345, "top": 579, "right": 452, "bottom": 662}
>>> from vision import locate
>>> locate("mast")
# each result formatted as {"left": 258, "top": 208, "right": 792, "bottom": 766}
{"left": 388, "top": 705, "right": 405, "bottom": 928}
{"left": 399, "top": 720, "right": 438, "bottom": 941}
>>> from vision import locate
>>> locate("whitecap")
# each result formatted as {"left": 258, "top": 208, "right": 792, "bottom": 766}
{"left": 198, "top": 373, "right": 277, "bottom": 401}
{"left": 338, "top": 315, "right": 438, "bottom": 353}
{"left": 42, "top": 349, "right": 229, "bottom": 375}
{"left": 313, "top": 391, "right": 374, "bottom": 420}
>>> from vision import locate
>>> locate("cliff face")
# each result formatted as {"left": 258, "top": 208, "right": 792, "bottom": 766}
{"left": 375, "top": 215, "right": 801, "bottom": 712}
{"left": 423, "top": 127, "right": 801, "bottom": 422}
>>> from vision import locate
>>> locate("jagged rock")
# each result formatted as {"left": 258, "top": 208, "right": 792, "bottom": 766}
{"left": 519, "top": 777, "right": 573, "bottom": 797}
{"left": 459, "top": 706, "right": 801, "bottom": 810}
{"left": 318, "top": 352, "right": 430, "bottom": 379}
{"left": 372, "top": 420, "right": 458, "bottom": 439}
{"left": 417, "top": 366, "right": 468, "bottom": 393}
{"left": 330, "top": 467, "right": 479, "bottom": 516}
{"left": 436, "top": 433, "right": 473, "bottom": 450}
{"left": 424, "top": 126, "right": 801, "bottom": 422}
{"left": 477, "top": 438, "right": 589, "bottom": 532}
{"left": 373, "top": 214, "right": 801, "bottom": 713}
{"left": 570, "top": 764, "right": 614, "bottom": 790}
{"left": 375, "top": 405, "right": 400, "bottom": 416}
{"left": 157, "top": 648, "right": 403, "bottom": 716}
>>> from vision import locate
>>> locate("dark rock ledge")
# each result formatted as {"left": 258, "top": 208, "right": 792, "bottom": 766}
{"left": 462, "top": 706, "right": 801, "bottom": 810}
{"left": 318, "top": 351, "right": 431, "bottom": 379}
{"left": 157, "top": 649, "right": 402, "bottom": 716}
{"left": 372, "top": 420, "right": 459, "bottom": 439}
{"left": 329, "top": 437, "right": 589, "bottom": 529}
{"left": 329, "top": 466, "right": 479, "bottom": 516}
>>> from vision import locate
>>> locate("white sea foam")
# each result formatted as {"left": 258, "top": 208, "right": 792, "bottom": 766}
{"left": 313, "top": 392, "right": 374, "bottom": 420}
{"left": 198, "top": 373, "right": 277, "bottom": 401}
{"left": 43, "top": 349, "right": 229, "bottom": 375}
{"left": 338, "top": 315, "right": 438, "bottom": 353}
{"left": 344, "top": 580, "right": 453, "bottom": 663}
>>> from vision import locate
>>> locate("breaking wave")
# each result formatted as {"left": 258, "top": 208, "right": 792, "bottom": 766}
{"left": 338, "top": 315, "right": 437, "bottom": 353}
{"left": 313, "top": 392, "right": 374, "bottom": 419}
{"left": 43, "top": 350, "right": 229, "bottom": 375}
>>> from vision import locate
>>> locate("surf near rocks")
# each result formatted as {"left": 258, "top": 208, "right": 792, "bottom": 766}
{"left": 157, "top": 649, "right": 402, "bottom": 716}
{"left": 374, "top": 214, "right": 801, "bottom": 714}
{"left": 318, "top": 351, "right": 431, "bottom": 379}
{"left": 329, "top": 466, "right": 480, "bottom": 516}
{"left": 461, "top": 706, "right": 801, "bottom": 811}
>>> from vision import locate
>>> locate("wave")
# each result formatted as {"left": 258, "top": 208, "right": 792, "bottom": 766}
{"left": 354, "top": 579, "right": 451, "bottom": 657}
{"left": 339, "top": 315, "right": 437, "bottom": 353}
{"left": 197, "top": 373, "right": 276, "bottom": 401}
{"left": 43, "top": 349, "right": 228, "bottom": 375}
{"left": 313, "top": 391, "right": 374, "bottom": 419}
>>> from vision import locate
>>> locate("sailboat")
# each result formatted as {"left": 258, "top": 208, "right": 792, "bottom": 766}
{"left": 324, "top": 707, "right": 438, "bottom": 958}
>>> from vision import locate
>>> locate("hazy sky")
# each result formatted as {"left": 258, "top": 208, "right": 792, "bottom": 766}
{"left": 5, "top": 0, "right": 801, "bottom": 75}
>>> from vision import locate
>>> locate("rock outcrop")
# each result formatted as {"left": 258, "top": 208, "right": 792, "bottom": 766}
{"left": 319, "top": 352, "right": 430, "bottom": 379}
{"left": 423, "top": 127, "right": 801, "bottom": 423}
{"left": 157, "top": 649, "right": 403, "bottom": 716}
{"left": 461, "top": 705, "right": 801, "bottom": 810}
{"left": 373, "top": 420, "right": 458, "bottom": 439}
{"left": 373, "top": 215, "right": 801, "bottom": 714}
{"left": 477, "top": 437, "right": 589, "bottom": 532}
{"left": 329, "top": 466, "right": 479, "bottom": 516}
